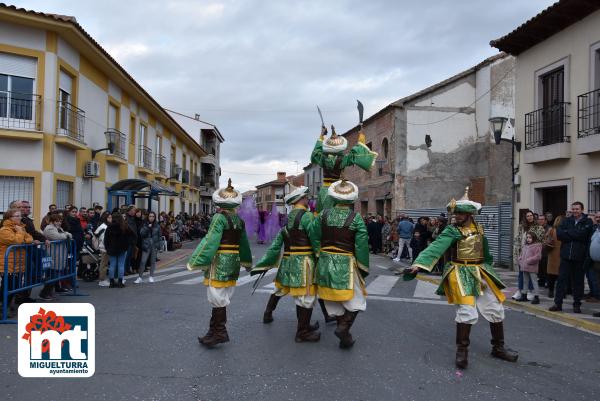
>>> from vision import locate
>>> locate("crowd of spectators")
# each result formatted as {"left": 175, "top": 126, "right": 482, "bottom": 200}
{"left": 512, "top": 202, "right": 600, "bottom": 317}
{"left": 0, "top": 201, "right": 213, "bottom": 311}
{"left": 363, "top": 201, "right": 600, "bottom": 318}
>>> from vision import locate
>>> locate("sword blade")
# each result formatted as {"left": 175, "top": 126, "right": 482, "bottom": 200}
{"left": 357, "top": 100, "right": 364, "bottom": 125}
{"left": 251, "top": 270, "right": 267, "bottom": 295}
{"left": 317, "top": 105, "right": 325, "bottom": 127}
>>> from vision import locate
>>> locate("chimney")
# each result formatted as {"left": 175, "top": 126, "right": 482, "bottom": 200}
{"left": 277, "top": 172, "right": 286, "bottom": 182}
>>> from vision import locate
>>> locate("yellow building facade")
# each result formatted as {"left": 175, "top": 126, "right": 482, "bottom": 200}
{"left": 0, "top": 5, "right": 210, "bottom": 225}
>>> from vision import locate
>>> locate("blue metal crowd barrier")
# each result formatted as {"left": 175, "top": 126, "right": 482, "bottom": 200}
{"left": 1, "top": 239, "right": 85, "bottom": 324}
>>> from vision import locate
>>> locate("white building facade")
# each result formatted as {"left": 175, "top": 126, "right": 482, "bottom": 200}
{"left": 492, "top": 0, "right": 600, "bottom": 220}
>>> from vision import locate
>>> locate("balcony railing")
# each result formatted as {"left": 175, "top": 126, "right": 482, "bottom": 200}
{"left": 155, "top": 154, "right": 167, "bottom": 176}
{"left": 0, "top": 91, "right": 42, "bottom": 131}
{"left": 524, "top": 102, "right": 570, "bottom": 149}
{"left": 138, "top": 145, "right": 152, "bottom": 170}
{"left": 202, "top": 177, "right": 215, "bottom": 188}
{"left": 57, "top": 101, "right": 85, "bottom": 142}
{"left": 577, "top": 88, "right": 600, "bottom": 138}
{"left": 192, "top": 175, "right": 201, "bottom": 188}
{"left": 170, "top": 163, "right": 180, "bottom": 180}
{"left": 182, "top": 169, "right": 190, "bottom": 184}
{"left": 106, "top": 128, "right": 126, "bottom": 159}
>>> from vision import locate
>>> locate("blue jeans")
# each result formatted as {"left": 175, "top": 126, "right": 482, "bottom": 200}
{"left": 586, "top": 266, "right": 599, "bottom": 298}
{"left": 108, "top": 252, "right": 127, "bottom": 280}
{"left": 518, "top": 271, "right": 534, "bottom": 291}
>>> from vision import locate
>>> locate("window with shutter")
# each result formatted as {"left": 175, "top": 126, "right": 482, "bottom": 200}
{"left": 0, "top": 176, "right": 34, "bottom": 217}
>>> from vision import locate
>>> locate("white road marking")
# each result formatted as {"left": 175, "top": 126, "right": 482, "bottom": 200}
{"left": 151, "top": 269, "right": 199, "bottom": 283}
{"left": 125, "top": 265, "right": 185, "bottom": 279}
{"left": 176, "top": 276, "right": 205, "bottom": 285}
{"left": 368, "top": 295, "right": 449, "bottom": 305}
{"left": 413, "top": 280, "right": 441, "bottom": 299}
{"left": 375, "top": 264, "right": 391, "bottom": 270}
{"left": 365, "top": 275, "right": 399, "bottom": 295}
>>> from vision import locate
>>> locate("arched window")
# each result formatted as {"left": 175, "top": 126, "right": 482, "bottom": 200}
{"left": 382, "top": 138, "right": 389, "bottom": 160}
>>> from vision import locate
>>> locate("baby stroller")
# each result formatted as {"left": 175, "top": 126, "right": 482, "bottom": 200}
{"left": 80, "top": 241, "right": 101, "bottom": 282}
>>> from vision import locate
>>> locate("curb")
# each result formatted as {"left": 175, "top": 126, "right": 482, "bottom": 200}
{"left": 415, "top": 274, "right": 600, "bottom": 335}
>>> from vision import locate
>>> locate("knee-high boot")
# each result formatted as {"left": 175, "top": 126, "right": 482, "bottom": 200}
{"left": 295, "top": 305, "right": 319, "bottom": 331}
{"left": 318, "top": 298, "right": 336, "bottom": 324}
{"left": 334, "top": 310, "right": 358, "bottom": 349}
{"left": 201, "top": 307, "right": 230, "bottom": 347}
{"left": 295, "top": 306, "right": 321, "bottom": 342}
{"left": 455, "top": 323, "right": 471, "bottom": 369}
{"left": 263, "top": 294, "right": 281, "bottom": 323}
{"left": 490, "top": 322, "right": 518, "bottom": 362}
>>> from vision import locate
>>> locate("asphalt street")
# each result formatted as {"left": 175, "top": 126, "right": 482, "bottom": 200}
{"left": 1, "top": 241, "right": 599, "bottom": 401}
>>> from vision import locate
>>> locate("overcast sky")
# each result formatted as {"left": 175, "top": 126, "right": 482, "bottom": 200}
{"left": 16, "top": 0, "right": 556, "bottom": 191}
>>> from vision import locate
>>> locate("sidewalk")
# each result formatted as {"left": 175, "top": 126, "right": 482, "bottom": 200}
{"left": 390, "top": 257, "right": 600, "bottom": 334}
{"left": 492, "top": 267, "right": 600, "bottom": 334}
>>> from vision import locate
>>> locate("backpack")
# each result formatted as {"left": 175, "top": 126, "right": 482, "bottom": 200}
{"left": 590, "top": 229, "right": 600, "bottom": 262}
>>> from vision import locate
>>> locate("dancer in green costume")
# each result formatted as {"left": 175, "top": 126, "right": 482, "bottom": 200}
{"left": 407, "top": 187, "right": 518, "bottom": 369}
{"left": 187, "top": 179, "right": 252, "bottom": 347}
{"left": 252, "top": 185, "right": 321, "bottom": 342}
{"left": 310, "top": 125, "right": 377, "bottom": 212}
{"left": 310, "top": 179, "right": 369, "bottom": 349}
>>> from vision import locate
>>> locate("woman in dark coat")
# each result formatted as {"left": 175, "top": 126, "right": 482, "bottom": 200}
{"left": 104, "top": 212, "right": 134, "bottom": 288}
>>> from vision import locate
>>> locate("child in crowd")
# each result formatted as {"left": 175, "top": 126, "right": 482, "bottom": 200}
{"left": 517, "top": 232, "right": 542, "bottom": 304}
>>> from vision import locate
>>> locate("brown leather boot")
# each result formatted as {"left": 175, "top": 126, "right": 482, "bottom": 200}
{"left": 295, "top": 306, "right": 320, "bottom": 342}
{"left": 263, "top": 294, "right": 281, "bottom": 323}
{"left": 334, "top": 310, "right": 358, "bottom": 349}
{"left": 201, "top": 307, "right": 230, "bottom": 347}
{"left": 455, "top": 323, "right": 471, "bottom": 369}
{"left": 198, "top": 312, "right": 216, "bottom": 344}
{"left": 296, "top": 305, "right": 320, "bottom": 331}
{"left": 318, "top": 298, "right": 336, "bottom": 324}
{"left": 490, "top": 322, "right": 518, "bottom": 362}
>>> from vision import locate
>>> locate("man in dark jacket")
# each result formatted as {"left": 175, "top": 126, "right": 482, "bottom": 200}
{"left": 367, "top": 216, "right": 382, "bottom": 254}
{"left": 549, "top": 201, "right": 594, "bottom": 313}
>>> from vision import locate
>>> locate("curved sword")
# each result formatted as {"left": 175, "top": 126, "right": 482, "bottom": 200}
{"left": 317, "top": 105, "right": 325, "bottom": 128}
{"left": 357, "top": 100, "right": 364, "bottom": 128}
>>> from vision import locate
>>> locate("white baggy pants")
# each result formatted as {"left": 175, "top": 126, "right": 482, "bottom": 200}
{"left": 271, "top": 286, "right": 316, "bottom": 309}
{"left": 324, "top": 272, "right": 367, "bottom": 316}
{"left": 455, "top": 286, "right": 505, "bottom": 325}
{"left": 207, "top": 286, "right": 235, "bottom": 307}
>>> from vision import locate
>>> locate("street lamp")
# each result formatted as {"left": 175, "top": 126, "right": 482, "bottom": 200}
{"left": 489, "top": 116, "right": 521, "bottom": 152}
{"left": 91, "top": 130, "right": 117, "bottom": 159}
{"left": 169, "top": 165, "right": 182, "bottom": 180}
{"left": 489, "top": 116, "right": 522, "bottom": 271}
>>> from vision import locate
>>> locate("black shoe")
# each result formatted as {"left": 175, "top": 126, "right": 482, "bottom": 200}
{"left": 55, "top": 288, "right": 69, "bottom": 294}
{"left": 38, "top": 293, "right": 54, "bottom": 301}
{"left": 517, "top": 294, "right": 528, "bottom": 302}
{"left": 531, "top": 296, "right": 540, "bottom": 305}
{"left": 109, "top": 279, "right": 115, "bottom": 288}
{"left": 573, "top": 305, "right": 582, "bottom": 314}
{"left": 549, "top": 304, "right": 562, "bottom": 312}
{"left": 117, "top": 279, "right": 125, "bottom": 288}
{"left": 593, "top": 312, "right": 600, "bottom": 318}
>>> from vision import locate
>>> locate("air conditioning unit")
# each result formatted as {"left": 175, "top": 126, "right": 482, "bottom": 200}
{"left": 84, "top": 161, "right": 100, "bottom": 178}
